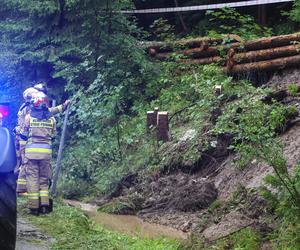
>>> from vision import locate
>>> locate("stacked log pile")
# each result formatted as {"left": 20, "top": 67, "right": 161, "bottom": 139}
{"left": 145, "top": 33, "right": 300, "bottom": 74}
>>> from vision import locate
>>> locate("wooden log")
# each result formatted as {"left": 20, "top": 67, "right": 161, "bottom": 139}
{"left": 234, "top": 44, "right": 300, "bottom": 64}
{"left": 226, "top": 54, "right": 300, "bottom": 74}
{"left": 179, "top": 56, "right": 223, "bottom": 65}
{"left": 143, "top": 34, "right": 241, "bottom": 53}
{"left": 238, "top": 33, "right": 300, "bottom": 51}
{"left": 180, "top": 44, "right": 300, "bottom": 65}
{"left": 153, "top": 33, "right": 300, "bottom": 60}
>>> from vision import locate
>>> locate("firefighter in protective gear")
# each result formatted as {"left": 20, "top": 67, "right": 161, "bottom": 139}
{"left": 16, "top": 86, "right": 70, "bottom": 194}
{"left": 15, "top": 87, "right": 39, "bottom": 193}
{"left": 20, "top": 92, "right": 56, "bottom": 215}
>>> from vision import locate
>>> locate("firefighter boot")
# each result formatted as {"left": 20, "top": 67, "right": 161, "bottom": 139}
{"left": 40, "top": 206, "right": 51, "bottom": 215}
{"left": 49, "top": 198, "right": 53, "bottom": 213}
{"left": 29, "top": 208, "right": 39, "bottom": 216}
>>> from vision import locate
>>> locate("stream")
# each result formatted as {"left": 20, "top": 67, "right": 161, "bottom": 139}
{"left": 65, "top": 200, "right": 188, "bottom": 241}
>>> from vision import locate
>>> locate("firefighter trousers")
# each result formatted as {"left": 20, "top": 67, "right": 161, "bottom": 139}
{"left": 25, "top": 158, "right": 51, "bottom": 209}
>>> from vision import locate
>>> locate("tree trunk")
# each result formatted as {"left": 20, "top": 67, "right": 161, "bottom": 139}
{"left": 226, "top": 54, "right": 300, "bottom": 74}
{"left": 174, "top": 0, "right": 189, "bottom": 33}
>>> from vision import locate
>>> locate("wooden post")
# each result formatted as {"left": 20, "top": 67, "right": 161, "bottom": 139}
{"left": 214, "top": 85, "right": 222, "bottom": 96}
{"left": 147, "top": 111, "right": 156, "bottom": 131}
{"left": 157, "top": 111, "right": 169, "bottom": 142}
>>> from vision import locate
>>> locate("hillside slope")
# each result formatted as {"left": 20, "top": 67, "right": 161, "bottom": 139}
{"left": 94, "top": 68, "right": 300, "bottom": 248}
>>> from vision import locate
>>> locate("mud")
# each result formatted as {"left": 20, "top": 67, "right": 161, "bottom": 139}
{"left": 65, "top": 200, "right": 188, "bottom": 240}
{"left": 136, "top": 173, "right": 218, "bottom": 213}
{"left": 267, "top": 68, "right": 300, "bottom": 90}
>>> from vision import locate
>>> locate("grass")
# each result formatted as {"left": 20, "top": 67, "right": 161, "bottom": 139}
{"left": 18, "top": 198, "right": 182, "bottom": 250}
{"left": 208, "top": 228, "right": 262, "bottom": 250}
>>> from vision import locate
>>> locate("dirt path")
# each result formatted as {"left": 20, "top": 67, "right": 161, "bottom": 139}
{"left": 16, "top": 217, "right": 52, "bottom": 250}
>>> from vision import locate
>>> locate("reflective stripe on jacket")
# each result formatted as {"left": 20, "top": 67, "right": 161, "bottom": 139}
{"left": 24, "top": 116, "right": 56, "bottom": 160}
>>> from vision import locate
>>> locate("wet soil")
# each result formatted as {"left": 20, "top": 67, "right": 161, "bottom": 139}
{"left": 65, "top": 199, "right": 188, "bottom": 240}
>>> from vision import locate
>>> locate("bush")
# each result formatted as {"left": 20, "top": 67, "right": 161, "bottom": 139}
{"left": 205, "top": 8, "right": 272, "bottom": 40}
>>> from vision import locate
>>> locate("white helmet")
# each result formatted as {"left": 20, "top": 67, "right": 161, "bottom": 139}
{"left": 34, "top": 83, "right": 47, "bottom": 94}
{"left": 23, "top": 87, "right": 39, "bottom": 103}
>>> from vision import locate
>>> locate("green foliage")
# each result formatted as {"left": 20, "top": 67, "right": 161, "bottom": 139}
{"left": 209, "top": 228, "right": 262, "bottom": 250}
{"left": 150, "top": 18, "right": 176, "bottom": 41}
{"left": 215, "top": 87, "right": 297, "bottom": 168}
{"left": 184, "top": 227, "right": 262, "bottom": 250}
{"left": 272, "top": 21, "right": 297, "bottom": 35}
{"left": 61, "top": 63, "right": 233, "bottom": 195}
{"left": 288, "top": 83, "right": 299, "bottom": 96}
{"left": 20, "top": 200, "right": 181, "bottom": 250}
{"left": 287, "top": 0, "right": 300, "bottom": 23}
{"left": 272, "top": 219, "right": 300, "bottom": 250}
{"left": 206, "top": 8, "right": 273, "bottom": 40}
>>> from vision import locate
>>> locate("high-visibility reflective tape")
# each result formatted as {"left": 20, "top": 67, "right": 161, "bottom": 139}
{"left": 26, "top": 143, "right": 52, "bottom": 154}
{"left": 17, "top": 179, "right": 27, "bottom": 185}
{"left": 19, "top": 140, "right": 27, "bottom": 145}
{"left": 26, "top": 148, "right": 52, "bottom": 154}
{"left": 40, "top": 190, "right": 49, "bottom": 197}
{"left": 28, "top": 193, "right": 39, "bottom": 199}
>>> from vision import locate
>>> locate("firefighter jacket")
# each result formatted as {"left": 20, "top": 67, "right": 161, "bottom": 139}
{"left": 20, "top": 114, "right": 56, "bottom": 160}
{"left": 15, "top": 103, "right": 65, "bottom": 154}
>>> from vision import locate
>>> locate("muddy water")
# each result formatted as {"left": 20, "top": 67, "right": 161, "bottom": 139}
{"left": 65, "top": 200, "right": 188, "bottom": 240}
